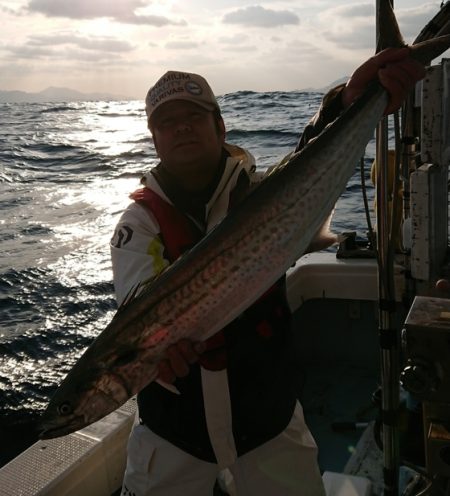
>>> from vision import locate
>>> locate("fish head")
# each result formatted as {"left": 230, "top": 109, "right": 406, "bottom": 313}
{"left": 38, "top": 341, "right": 161, "bottom": 439}
{"left": 38, "top": 370, "right": 130, "bottom": 439}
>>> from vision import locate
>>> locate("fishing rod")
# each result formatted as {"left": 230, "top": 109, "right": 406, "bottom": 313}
{"left": 414, "top": 1, "right": 450, "bottom": 42}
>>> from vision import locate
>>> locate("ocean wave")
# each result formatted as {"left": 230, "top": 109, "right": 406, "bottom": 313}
{"left": 40, "top": 105, "right": 79, "bottom": 113}
{"left": 227, "top": 128, "right": 299, "bottom": 139}
{"left": 97, "top": 111, "right": 142, "bottom": 118}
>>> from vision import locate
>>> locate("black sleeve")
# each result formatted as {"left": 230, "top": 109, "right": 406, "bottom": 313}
{"left": 295, "top": 83, "right": 347, "bottom": 152}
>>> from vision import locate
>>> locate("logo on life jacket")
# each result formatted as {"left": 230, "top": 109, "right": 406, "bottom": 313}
{"left": 111, "top": 226, "right": 133, "bottom": 248}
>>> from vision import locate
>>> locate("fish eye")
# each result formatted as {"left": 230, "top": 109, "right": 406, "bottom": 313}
{"left": 58, "top": 402, "right": 73, "bottom": 416}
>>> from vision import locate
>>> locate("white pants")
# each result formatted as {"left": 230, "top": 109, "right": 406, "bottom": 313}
{"left": 120, "top": 401, "right": 325, "bottom": 496}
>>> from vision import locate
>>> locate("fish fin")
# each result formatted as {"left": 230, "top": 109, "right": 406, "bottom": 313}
{"left": 117, "top": 281, "right": 143, "bottom": 311}
{"left": 156, "top": 379, "right": 181, "bottom": 395}
{"left": 263, "top": 152, "right": 295, "bottom": 179}
{"left": 305, "top": 211, "right": 339, "bottom": 253}
{"left": 117, "top": 261, "right": 176, "bottom": 312}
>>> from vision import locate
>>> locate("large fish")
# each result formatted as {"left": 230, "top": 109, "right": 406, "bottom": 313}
{"left": 39, "top": 2, "right": 450, "bottom": 438}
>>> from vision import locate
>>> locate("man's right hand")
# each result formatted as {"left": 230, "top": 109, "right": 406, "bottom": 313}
{"left": 157, "top": 339, "right": 206, "bottom": 384}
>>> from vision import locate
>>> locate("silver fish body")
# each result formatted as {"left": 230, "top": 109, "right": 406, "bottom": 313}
{"left": 39, "top": 30, "right": 450, "bottom": 439}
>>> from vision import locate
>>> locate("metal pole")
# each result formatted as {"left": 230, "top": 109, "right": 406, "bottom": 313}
{"left": 375, "top": 1, "right": 401, "bottom": 494}
{"left": 376, "top": 119, "right": 400, "bottom": 496}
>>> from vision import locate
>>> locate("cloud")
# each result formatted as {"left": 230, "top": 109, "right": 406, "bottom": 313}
{"left": 3, "top": 44, "right": 132, "bottom": 64}
{"left": 325, "top": 26, "right": 374, "bottom": 50}
{"left": 28, "top": 33, "right": 135, "bottom": 53}
{"left": 2, "top": 33, "right": 135, "bottom": 63}
{"left": 327, "top": 3, "right": 374, "bottom": 18}
{"left": 271, "top": 40, "right": 330, "bottom": 64}
{"left": 26, "top": 0, "right": 186, "bottom": 26}
{"left": 27, "top": 0, "right": 146, "bottom": 18}
{"left": 223, "top": 6, "right": 299, "bottom": 28}
{"left": 123, "top": 15, "right": 187, "bottom": 26}
{"left": 319, "top": 3, "right": 375, "bottom": 50}
{"left": 221, "top": 45, "right": 257, "bottom": 53}
{"left": 0, "top": 5, "right": 18, "bottom": 15}
{"left": 218, "top": 34, "right": 250, "bottom": 45}
{"left": 397, "top": 4, "right": 442, "bottom": 39}
{"left": 165, "top": 41, "right": 199, "bottom": 50}
{"left": 4, "top": 45, "right": 55, "bottom": 60}
{"left": 317, "top": 2, "right": 443, "bottom": 50}
{"left": 319, "top": 2, "right": 374, "bottom": 26}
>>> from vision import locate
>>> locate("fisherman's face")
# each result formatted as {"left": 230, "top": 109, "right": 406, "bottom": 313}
{"left": 150, "top": 100, "right": 225, "bottom": 191}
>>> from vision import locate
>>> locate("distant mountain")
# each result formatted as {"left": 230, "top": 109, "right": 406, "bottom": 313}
{"left": 302, "top": 76, "right": 350, "bottom": 93}
{"left": 0, "top": 86, "right": 132, "bottom": 103}
{"left": 1, "top": 80, "right": 350, "bottom": 103}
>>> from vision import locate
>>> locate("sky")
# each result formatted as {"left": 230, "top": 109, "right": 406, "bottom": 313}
{"left": 0, "top": 0, "right": 447, "bottom": 98}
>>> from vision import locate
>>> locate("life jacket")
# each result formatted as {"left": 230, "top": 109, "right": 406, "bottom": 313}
{"left": 131, "top": 186, "right": 286, "bottom": 371}
{"left": 130, "top": 186, "right": 203, "bottom": 261}
{"left": 131, "top": 186, "right": 296, "bottom": 462}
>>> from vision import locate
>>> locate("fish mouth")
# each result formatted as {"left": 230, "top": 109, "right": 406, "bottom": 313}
{"left": 38, "top": 416, "right": 85, "bottom": 440}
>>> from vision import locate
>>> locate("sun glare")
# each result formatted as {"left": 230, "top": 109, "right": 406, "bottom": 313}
{"left": 72, "top": 101, "right": 149, "bottom": 157}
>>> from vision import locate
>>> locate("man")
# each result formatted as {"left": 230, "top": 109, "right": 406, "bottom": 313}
{"left": 111, "top": 49, "right": 425, "bottom": 496}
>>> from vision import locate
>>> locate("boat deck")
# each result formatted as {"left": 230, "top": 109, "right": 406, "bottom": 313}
{"left": 292, "top": 296, "right": 384, "bottom": 493}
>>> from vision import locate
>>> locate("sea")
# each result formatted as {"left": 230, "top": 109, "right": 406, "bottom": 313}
{"left": 0, "top": 91, "right": 378, "bottom": 465}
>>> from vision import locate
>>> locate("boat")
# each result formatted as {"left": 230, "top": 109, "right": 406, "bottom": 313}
{"left": 0, "top": 2, "right": 449, "bottom": 495}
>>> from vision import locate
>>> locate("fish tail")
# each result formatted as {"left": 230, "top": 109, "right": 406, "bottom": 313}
{"left": 377, "top": 0, "right": 406, "bottom": 52}
{"left": 376, "top": 0, "right": 450, "bottom": 65}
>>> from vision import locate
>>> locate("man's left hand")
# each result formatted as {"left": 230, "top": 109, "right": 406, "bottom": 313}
{"left": 157, "top": 339, "right": 205, "bottom": 384}
{"left": 342, "top": 47, "right": 426, "bottom": 114}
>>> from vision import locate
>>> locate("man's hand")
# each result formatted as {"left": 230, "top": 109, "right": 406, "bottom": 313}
{"left": 157, "top": 339, "right": 206, "bottom": 384}
{"left": 342, "top": 47, "right": 426, "bottom": 114}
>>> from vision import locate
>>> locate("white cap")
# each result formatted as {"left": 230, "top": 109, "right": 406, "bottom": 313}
{"left": 145, "top": 70, "right": 220, "bottom": 122}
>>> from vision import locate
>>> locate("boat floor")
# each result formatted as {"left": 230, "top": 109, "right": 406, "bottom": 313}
{"left": 300, "top": 361, "right": 383, "bottom": 495}
{"left": 293, "top": 298, "right": 425, "bottom": 496}
{"left": 292, "top": 297, "right": 387, "bottom": 494}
